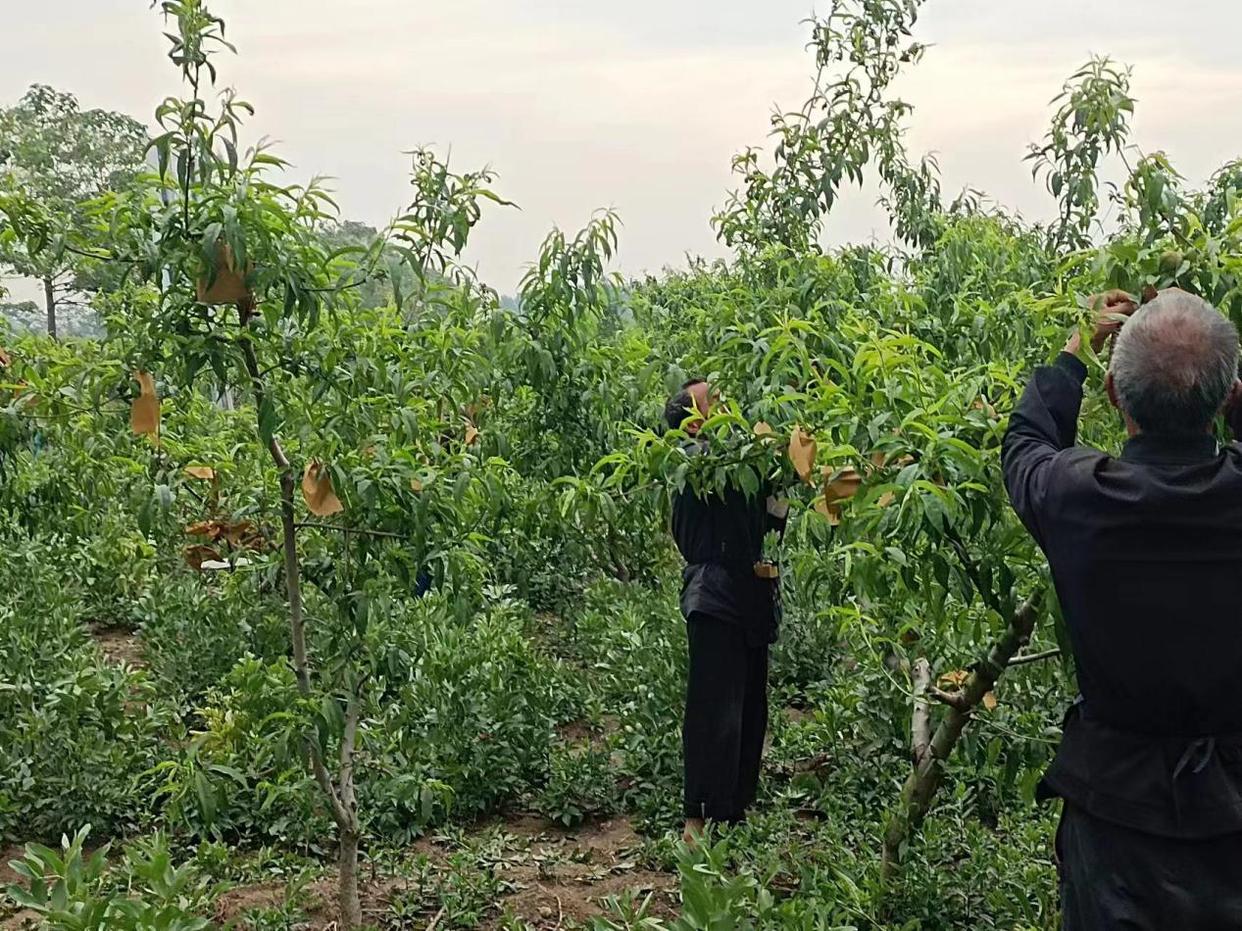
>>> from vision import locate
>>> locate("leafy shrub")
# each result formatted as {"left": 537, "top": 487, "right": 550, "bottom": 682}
{"left": 145, "top": 656, "right": 325, "bottom": 847}
{"left": 135, "top": 573, "right": 290, "bottom": 709}
{"left": 0, "top": 537, "right": 171, "bottom": 842}
{"left": 561, "top": 583, "right": 688, "bottom": 831}
{"left": 148, "top": 596, "right": 581, "bottom": 847}
{"left": 4, "top": 827, "right": 213, "bottom": 931}
{"left": 363, "top": 596, "right": 581, "bottom": 831}
{"left": 535, "top": 742, "right": 621, "bottom": 827}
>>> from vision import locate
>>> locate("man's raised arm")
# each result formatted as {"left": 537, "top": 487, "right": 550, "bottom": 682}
{"left": 1002, "top": 291, "right": 1136, "bottom": 545}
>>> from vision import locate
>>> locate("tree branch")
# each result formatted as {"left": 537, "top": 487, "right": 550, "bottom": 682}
{"left": 943, "top": 525, "right": 1006, "bottom": 618}
{"left": 296, "top": 521, "right": 405, "bottom": 540}
{"left": 62, "top": 243, "right": 119, "bottom": 263}
{"left": 1008, "top": 648, "right": 1061, "bottom": 668}
{"left": 927, "top": 684, "right": 969, "bottom": 712}
{"left": 338, "top": 684, "right": 362, "bottom": 833}
{"left": 1118, "top": 147, "right": 1195, "bottom": 250}
{"left": 910, "top": 658, "right": 932, "bottom": 765}
{"left": 882, "top": 591, "right": 1042, "bottom": 881}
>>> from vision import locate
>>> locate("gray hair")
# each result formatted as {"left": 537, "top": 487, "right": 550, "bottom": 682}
{"left": 1110, "top": 290, "right": 1239, "bottom": 436}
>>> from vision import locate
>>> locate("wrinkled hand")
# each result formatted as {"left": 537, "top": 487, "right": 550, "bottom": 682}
{"left": 1064, "top": 290, "right": 1138, "bottom": 356}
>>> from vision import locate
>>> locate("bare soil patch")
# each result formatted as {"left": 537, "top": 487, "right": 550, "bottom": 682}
{"left": 3, "top": 816, "right": 677, "bottom": 929}
{"left": 0, "top": 846, "right": 26, "bottom": 889}
{"left": 217, "top": 816, "right": 677, "bottom": 930}
{"left": 213, "top": 881, "right": 289, "bottom": 924}
{"left": 0, "top": 844, "right": 39, "bottom": 931}
{"left": 450, "top": 815, "right": 676, "bottom": 929}
{"left": 90, "top": 625, "right": 146, "bottom": 669}
{"left": 0, "top": 910, "right": 39, "bottom": 931}
{"left": 556, "top": 714, "right": 621, "bottom": 748}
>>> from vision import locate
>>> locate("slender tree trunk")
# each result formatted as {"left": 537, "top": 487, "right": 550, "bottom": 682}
{"left": 337, "top": 689, "right": 363, "bottom": 927}
{"left": 43, "top": 277, "right": 56, "bottom": 340}
{"left": 881, "top": 594, "right": 1041, "bottom": 882}
{"left": 237, "top": 297, "right": 363, "bottom": 930}
{"left": 276, "top": 468, "right": 312, "bottom": 693}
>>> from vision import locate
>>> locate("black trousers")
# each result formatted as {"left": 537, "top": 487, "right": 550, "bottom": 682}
{"left": 1058, "top": 803, "right": 1242, "bottom": 930}
{"left": 682, "top": 612, "right": 769, "bottom": 822}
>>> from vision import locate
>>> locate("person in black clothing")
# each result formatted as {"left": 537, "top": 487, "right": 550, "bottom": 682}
{"left": 664, "top": 379, "right": 788, "bottom": 842}
{"left": 1003, "top": 288, "right": 1242, "bottom": 929}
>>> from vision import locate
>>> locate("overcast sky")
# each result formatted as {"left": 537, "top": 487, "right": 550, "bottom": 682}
{"left": 5, "top": 1, "right": 1242, "bottom": 297}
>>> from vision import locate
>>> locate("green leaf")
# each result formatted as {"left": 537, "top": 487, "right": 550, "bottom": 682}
{"left": 257, "top": 396, "right": 278, "bottom": 446}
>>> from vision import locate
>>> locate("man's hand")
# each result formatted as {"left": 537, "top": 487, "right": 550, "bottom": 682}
{"left": 1064, "top": 290, "right": 1138, "bottom": 357}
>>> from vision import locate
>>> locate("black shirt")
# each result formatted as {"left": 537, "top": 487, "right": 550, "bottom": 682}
{"left": 1004, "top": 352, "right": 1242, "bottom": 836}
{"left": 671, "top": 441, "right": 783, "bottom": 645}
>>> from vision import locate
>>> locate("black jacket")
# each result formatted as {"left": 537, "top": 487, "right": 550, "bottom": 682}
{"left": 671, "top": 441, "right": 783, "bottom": 645}
{"left": 1003, "top": 352, "right": 1242, "bottom": 837}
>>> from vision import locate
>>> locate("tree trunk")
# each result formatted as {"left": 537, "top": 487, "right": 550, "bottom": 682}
{"left": 237, "top": 297, "right": 363, "bottom": 930}
{"left": 881, "top": 594, "right": 1041, "bottom": 881}
{"left": 43, "top": 277, "right": 56, "bottom": 340}
{"left": 338, "top": 827, "right": 363, "bottom": 928}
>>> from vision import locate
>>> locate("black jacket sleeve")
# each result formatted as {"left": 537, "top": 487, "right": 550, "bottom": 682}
{"left": 1002, "top": 352, "right": 1088, "bottom": 547}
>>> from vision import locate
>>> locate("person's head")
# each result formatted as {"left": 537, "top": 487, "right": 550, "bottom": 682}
{"left": 1106, "top": 289, "right": 1241, "bottom": 437}
{"left": 664, "top": 378, "right": 715, "bottom": 434}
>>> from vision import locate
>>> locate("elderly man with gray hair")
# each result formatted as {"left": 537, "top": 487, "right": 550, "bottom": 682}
{"left": 1004, "top": 288, "right": 1242, "bottom": 929}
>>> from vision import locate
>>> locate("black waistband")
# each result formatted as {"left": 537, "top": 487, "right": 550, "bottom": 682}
{"left": 1041, "top": 702, "right": 1242, "bottom": 839}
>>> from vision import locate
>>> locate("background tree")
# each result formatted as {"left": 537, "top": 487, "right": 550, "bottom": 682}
{"left": 0, "top": 84, "right": 148, "bottom": 338}
{"left": 4, "top": 1, "right": 1242, "bottom": 927}
{"left": 0, "top": 300, "right": 40, "bottom": 332}
{"left": 317, "top": 218, "right": 411, "bottom": 310}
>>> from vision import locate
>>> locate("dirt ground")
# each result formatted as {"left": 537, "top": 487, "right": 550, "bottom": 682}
{"left": 0, "top": 845, "right": 39, "bottom": 931}
{"left": 3, "top": 816, "right": 676, "bottom": 930}
{"left": 3, "top": 652, "right": 675, "bottom": 929}
{"left": 1, "top": 706, "right": 846, "bottom": 927}
{"left": 89, "top": 624, "right": 146, "bottom": 669}
{"left": 473, "top": 815, "right": 677, "bottom": 929}
{"left": 210, "top": 815, "right": 678, "bottom": 930}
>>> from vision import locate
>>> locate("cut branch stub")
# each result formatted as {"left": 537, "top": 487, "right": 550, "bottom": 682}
{"left": 928, "top": 684, "right": 969, "bottom": 712}
{"left": 1008, "top": 647, "right": 1062, "bottom": 668}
